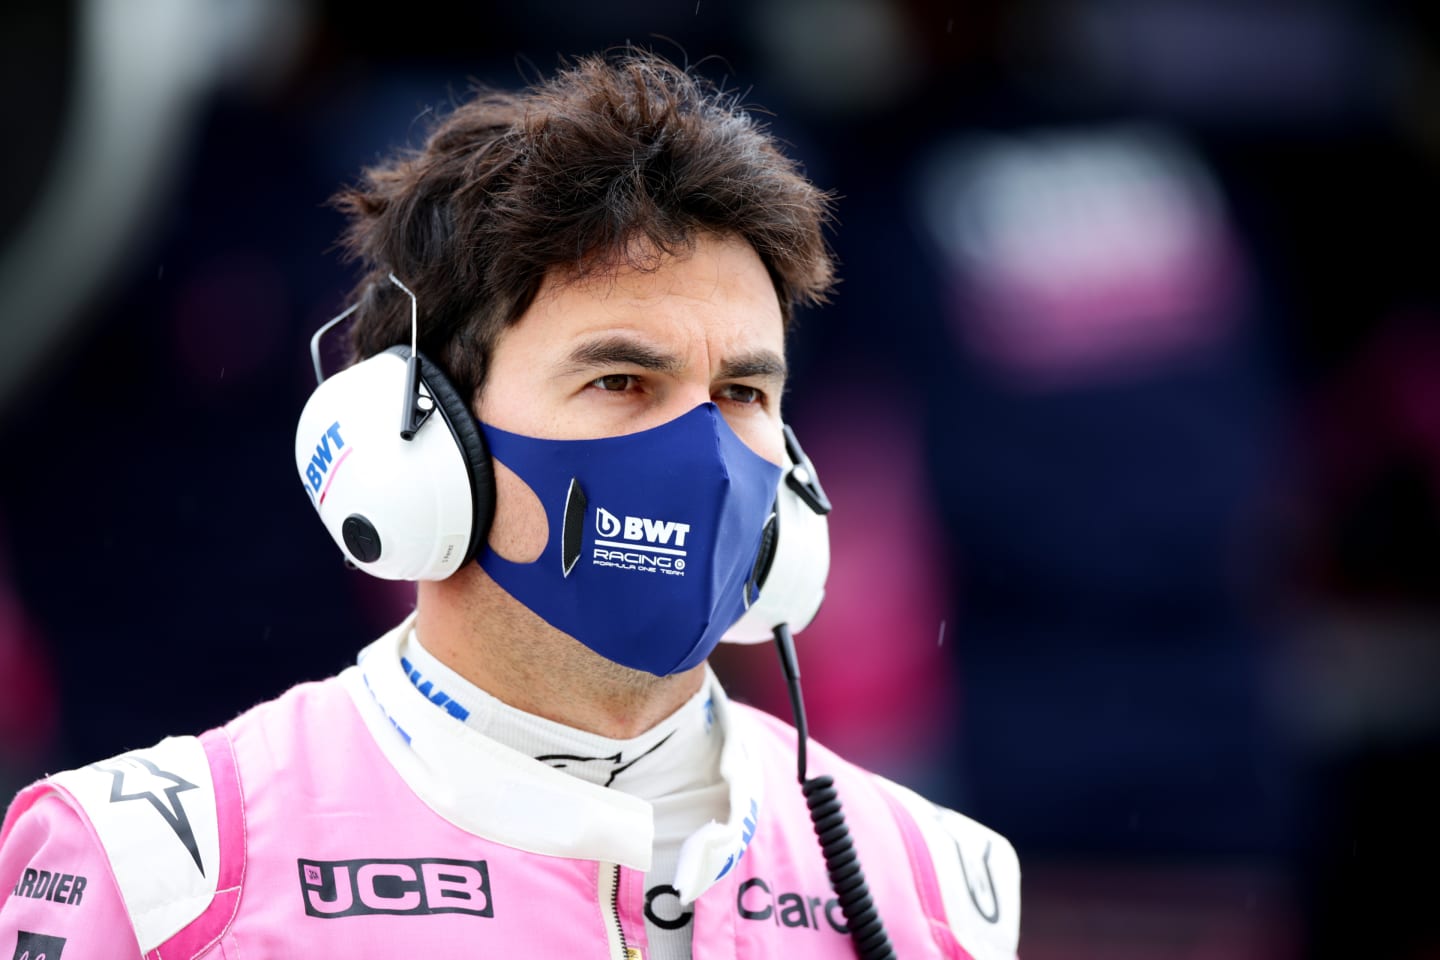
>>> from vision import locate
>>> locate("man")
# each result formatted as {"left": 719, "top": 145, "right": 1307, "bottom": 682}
{"left": 0, "top": 51, "right": 1019, "bottom": 958}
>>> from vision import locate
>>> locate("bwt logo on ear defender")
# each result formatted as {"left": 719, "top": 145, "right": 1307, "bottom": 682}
{"left": 303, "top": 422, "right": 351, "bottom": 505}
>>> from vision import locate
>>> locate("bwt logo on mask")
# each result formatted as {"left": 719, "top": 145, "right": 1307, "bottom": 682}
{"left": 297, "top": 857, "right": 493, "bottom": 919}
{"left": 592, "top": 506, "right": 691, "bottom": 576}
{"left": 594, "top": 507, "right": 691, "bottom": 549}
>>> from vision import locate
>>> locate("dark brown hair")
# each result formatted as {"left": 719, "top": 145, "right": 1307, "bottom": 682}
{"left": 333, "top": 49, "right": 836, "bottom": 400}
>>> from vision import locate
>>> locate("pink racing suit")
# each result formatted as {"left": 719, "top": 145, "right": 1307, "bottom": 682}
{"left": 1, "top": 619, "right": 1020, "bottom": 958}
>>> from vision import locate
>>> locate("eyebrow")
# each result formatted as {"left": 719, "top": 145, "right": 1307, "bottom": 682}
{"left": 558, "top": 335, "right": 787, "bottom": 382}
{"left": 559, "top": 336, "right": 684, "bottom": 376}
{"left": 718, "top": 351, "right": 787, "bottom": 382}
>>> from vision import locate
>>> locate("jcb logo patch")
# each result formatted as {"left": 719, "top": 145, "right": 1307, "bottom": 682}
{"left": 298, "top": 858, "right": 493, "bottom": 918}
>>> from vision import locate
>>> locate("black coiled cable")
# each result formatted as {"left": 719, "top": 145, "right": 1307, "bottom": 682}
{"left": 774, "top": 623, "right": 896, "bottom": 960}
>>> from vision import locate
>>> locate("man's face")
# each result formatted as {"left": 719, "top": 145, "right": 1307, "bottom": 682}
{"left": 478, "top": 232, "right": 787, "bottom": 563}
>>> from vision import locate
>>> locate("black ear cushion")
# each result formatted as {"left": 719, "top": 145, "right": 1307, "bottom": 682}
{"left": 383, "top": 345, "right": 496, "bottom": 566}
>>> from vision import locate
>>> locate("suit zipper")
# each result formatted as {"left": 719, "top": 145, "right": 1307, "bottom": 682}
{"left": 600, "top": 862, "right": 637, "bottom": 959}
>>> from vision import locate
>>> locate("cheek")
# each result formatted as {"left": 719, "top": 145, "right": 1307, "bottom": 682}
{"left": 728, "top": 415, "right": 786, "bottom": 468}
{"left": 487, "top": 460, "right": 548, "bottom": 563}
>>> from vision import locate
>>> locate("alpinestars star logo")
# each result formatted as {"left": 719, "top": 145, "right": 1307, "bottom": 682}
{"left": 536, "top": 731, "right": 675, "bottom": 787}
{"left": 91, "top": 755, "right": 204, "bottom": 875}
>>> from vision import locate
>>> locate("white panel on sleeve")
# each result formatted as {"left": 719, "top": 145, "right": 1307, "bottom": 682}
{"left": 875, "top": 777, "right": 1021, "bottom": 960}
{"left": 49, "top": 735, "right": 220, "bottom": 952}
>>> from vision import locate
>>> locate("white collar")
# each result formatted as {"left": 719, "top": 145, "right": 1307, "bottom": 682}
{"left": 342, "top": 614, "right": 764, "bottom": 901}
{"left": 398, "top": 627, "right": 722, "bottom": 800}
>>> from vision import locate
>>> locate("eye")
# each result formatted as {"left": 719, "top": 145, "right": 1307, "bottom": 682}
{"left": 717, "top": 384, "right": 765, "bottom": 405}
{"left": 590, "top": 374, "right": 637, "bottom": 392}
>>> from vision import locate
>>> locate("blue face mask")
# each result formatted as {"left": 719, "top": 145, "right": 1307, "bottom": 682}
{"left": 477, "top": 404, "right": 784, "bottom": 676}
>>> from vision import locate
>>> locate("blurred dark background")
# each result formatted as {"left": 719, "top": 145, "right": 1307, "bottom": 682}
{"left": 2, "top": 2, "right": 1438, "bottom": 957}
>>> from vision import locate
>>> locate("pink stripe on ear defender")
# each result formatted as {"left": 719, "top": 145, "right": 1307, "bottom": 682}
{"left": 318, "top": 446, "right": 355, "bottom": 505}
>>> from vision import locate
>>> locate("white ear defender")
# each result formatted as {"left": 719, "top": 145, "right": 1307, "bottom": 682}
{"left": 722, "top": 424, "right": 832, "bottom": 643}
{"left": 296, "top": 273, "right": 830, "bottom": 635}
{"left": 295, "top": 274, "right": 494, "bottom": 581}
